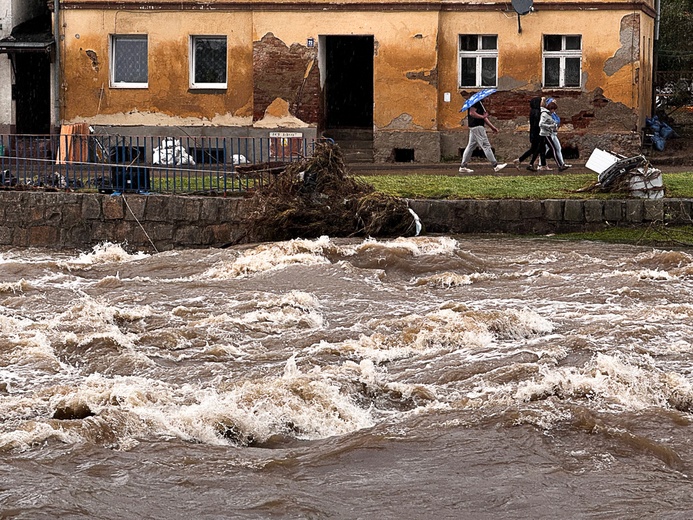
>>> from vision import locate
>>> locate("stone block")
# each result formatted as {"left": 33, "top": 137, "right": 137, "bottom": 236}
{"left": 663, "top": 199, "right": 693, "bottom": 225}
{"left": 201, "top": 198, "right": 220, "bottom": 222}
{"left": 103, "top": 197, "right": 125, "bottom": 220}
{"left": 603, "top": 200, "right": 624, "bottom": 222}
{"left": 543, "top": 200, "right": 564, "bottom": 221}
{"left": 144, "top": 196, "right": 171, "bottom": 222}
{"left": 61, "top": 203, "right": 83, "bottom": 224}
{"left": 474, "top": 200, "right": 501, "bottom": 223}
{"left": 625, "top": 199, "right": 643, "bottom": 222}
{"left": 123, "top": 195, "right": 147, "bottom": 221}
{"left": 520, "top": 200, "right": 543, "bottom": 219}
{"left": 0, "top": 226, "right": 12, "bottom": 245}
{"left": 12, "top": 227, "right": 28, "bottom": 247}
{"left": 498, "top": 200, "right": 522, "bottom": 221}
{"left": 147, "top": 223, "right": 175, "bottom": 241}
{"left": 584, "top": 200, "right": 604, "bottom": 223}
{"left": 82, "top": 196, "right": 102, "bottom": 220}
{"left": 28, "top": 226, "right": 59, "bottom": 247}
{"left": 170, "top": 198, "right": 202, "bottom": 222}
{"left": 564, "top": 200, "right": 584, "bottom": 222}
{"left": 643, "top": 199, "right": 664, "bottom": 222}
{"left": 174, "top": 225, "right": 204, "bottom": 246}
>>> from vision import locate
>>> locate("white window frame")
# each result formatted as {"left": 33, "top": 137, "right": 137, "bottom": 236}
{"left": 542, "top": 35, "right": 582, "bottom": 88}
{"left": 110, "top": 34, "right": 148, "bottom": 89}
{"left": 458, "top": 34, "right": 498, "bottom": 88}
{"left": 190, "top": 35, "right": 228, "bottom": 90}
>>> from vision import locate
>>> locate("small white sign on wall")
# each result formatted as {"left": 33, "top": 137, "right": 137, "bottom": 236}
{"left": 269, "top": 132, "right": 303, "bottom": 138}
{"left": 444, "top": 92, "right": 451, "bottom": 102}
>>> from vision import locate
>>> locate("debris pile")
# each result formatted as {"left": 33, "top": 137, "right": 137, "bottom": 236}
{"left": 243, "top": 140, "right": 420, "bottom": 242}
{"left": 580, "top": 149, "right": 664, "bottom": 199}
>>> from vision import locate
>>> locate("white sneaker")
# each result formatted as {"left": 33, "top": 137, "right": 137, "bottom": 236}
{"left": 538, "top": 165, "right": 552, "bottom": 171}
{"left": 458, "top": 167, "right": 474, "bottom": 173}
{"left": 493, "top": 163, "right": 507, "bottom": 172}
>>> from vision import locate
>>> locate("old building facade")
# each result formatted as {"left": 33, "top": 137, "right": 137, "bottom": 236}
{"left": 53, "top": 0, "right": 655, "bottom": 163}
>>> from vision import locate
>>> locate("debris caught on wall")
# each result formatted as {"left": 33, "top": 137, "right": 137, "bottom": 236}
{"left": 242, "top": 141, "right": 419, "bottom": 242}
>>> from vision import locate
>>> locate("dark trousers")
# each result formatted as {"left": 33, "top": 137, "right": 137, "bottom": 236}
{"left": 519, "top": 136, "right": 545, "bottom": 166}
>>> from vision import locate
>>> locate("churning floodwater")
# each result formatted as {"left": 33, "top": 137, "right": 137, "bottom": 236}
{"left": 2, "top": 235, "right": 693, "bottom": 519}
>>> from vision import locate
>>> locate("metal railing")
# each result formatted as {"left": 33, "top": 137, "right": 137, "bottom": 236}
{"left": 0, "top": 133, "right": 316, "bottom": 194}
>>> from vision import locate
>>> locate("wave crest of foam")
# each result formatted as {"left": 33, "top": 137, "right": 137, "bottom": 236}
{"left": 58, "top": 242, "right": 149, "bottom": 270}
{"left": 205, "top": 237, "right": 333, "bottom": 279}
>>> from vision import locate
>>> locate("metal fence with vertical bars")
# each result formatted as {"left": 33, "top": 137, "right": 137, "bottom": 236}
{"left": 0, "top": 133, "right": 317, "bottom": 194}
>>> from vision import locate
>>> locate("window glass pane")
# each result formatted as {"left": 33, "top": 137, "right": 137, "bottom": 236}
{"left": 460, "top": 57, "right": 477, "bottom": 86}
{"left": 565, "top": 36, "right": 582, "bottom": 50}
{"left": 460, "top": 35, "right": 478, "bottom": 51}
{"left": 564, "top": 57, "right": 581, "bottom": 87}
{"left": 544, "top": 57, "right": 560, "bottom": 87}
{"left": 114, "top": 36, "right": 148, "bottom": 84}
{"left": 544, "top": 35, "right": 562, "bottom": 52}
{"left": 481, "top": 57, "right": 496, "bottom": 86}
{"left": 194, "top": 37, "right": 227, "bottom": 84}
{"left": 481, "top": 35, "right": 497, "bottom": 50}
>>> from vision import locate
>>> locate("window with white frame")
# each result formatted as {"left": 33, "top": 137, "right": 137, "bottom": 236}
{"left": 458, "top": 35, "right": 498, "bottom": 88}
{"left": 190, "top": 36, "right": 227, "bottom": 89}
{"left": 543, "top": 35, "right": 582, "bottom": 88}
{"left": 110, "top": 35, "right": 148, "bottom": 88}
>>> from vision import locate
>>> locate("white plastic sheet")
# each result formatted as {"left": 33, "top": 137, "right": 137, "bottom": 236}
{"left": 153, "top": 138, "right": 196, "bottom": 166}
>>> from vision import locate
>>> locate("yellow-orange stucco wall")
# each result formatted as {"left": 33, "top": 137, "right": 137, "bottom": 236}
{"left": 57, "top": 1, "right": 656, "bottom": 161}
{"left": 60, "top": 10, "right": 254, "bottom": 126}
{"left": 437, "top": 8, "right": 648, "bottom": 130}
{"left": 251, "top": 11, "right": 439, "bottom": 130}
{"left": 60, "top": 9, "right": 441, "bottom": 131}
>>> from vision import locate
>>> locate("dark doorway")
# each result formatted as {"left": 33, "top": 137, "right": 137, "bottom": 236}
{"left": 14, "top": 52, "right": 51, "bottom": 134}
{"left": 324, "top": 35, "right": 373, "bottom": 129}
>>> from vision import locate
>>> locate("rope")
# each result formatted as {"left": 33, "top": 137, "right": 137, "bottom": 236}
{"left": 122, "top": 195, "right": 159, "bottom": 253}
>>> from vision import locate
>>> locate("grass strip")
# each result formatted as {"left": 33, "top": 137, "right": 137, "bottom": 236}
{"left": 360, "top": 172, "right": 693, "bottom": 200}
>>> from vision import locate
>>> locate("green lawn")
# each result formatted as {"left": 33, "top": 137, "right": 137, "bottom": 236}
{"left": 359, "top": 172, "right": 693, "bottom": 200}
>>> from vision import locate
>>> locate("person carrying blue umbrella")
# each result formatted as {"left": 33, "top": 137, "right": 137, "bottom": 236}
{"left": 458, "top": 88, "right": 507, "bottom": 174}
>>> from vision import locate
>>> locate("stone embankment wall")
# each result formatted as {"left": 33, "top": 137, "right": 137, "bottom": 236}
{"left": 0, "top": 191, "right": 254, "bottom": 252}
{"left": 0, "top": 191, "right": 691, "bottom": 252}
{"left": 408, "top": 198, "right": 693, "bottom": 235}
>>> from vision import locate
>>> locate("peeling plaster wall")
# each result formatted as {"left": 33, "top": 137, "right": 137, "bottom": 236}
{"left": 60, "top": 11, "right": 254, "bottom": 127}
{"left": 58, "top": 2, "right": 654, "bottom": 163}
{"left": 251, "top": 11, "right": 439, "bottom": 132}
{"left": 437, "top": 9, "right": 650, "bottom": 161}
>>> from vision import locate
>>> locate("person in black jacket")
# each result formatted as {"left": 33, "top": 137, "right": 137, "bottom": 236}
{"left": 513, "top": 96, "right": 546, "bottom": 171}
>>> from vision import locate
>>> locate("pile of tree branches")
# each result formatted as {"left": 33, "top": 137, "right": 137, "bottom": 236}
{"left": 243, "top": 141, "right": 419, "bottom": 242}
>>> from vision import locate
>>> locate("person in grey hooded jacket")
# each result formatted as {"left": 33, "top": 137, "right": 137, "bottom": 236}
{"left": 539, "top": 100, "right": 570, "bottom": 172}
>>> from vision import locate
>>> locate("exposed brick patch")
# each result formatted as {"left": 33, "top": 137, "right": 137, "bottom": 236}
{"left": 253, "top": 33, "right": 320, "bottom": 124}
{"left": 405, "top": 68, "right": 438, "bottom": 87}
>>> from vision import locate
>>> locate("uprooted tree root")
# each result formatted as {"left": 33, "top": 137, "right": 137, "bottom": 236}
{"left": 243, "top": 141, "right": 419, "bottom": 242}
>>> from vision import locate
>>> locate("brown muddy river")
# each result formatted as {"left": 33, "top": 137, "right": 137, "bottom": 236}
{"left": 1, "top": 236, "right": 693, "bottom": 519}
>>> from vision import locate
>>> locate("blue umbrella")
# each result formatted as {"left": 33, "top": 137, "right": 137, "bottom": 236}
{"left": 460, "top": 88, "right": 497, "bottom": 112}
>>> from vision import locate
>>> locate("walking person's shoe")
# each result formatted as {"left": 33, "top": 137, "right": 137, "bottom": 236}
{"left": 558, "top": 164, "right": 572, "bottom": 171}
{"left": 493, "top": 163, "right": 507, "bottom": 172}
{"left": 458, "top": 166, "right": 474, "bottom": 173}
{"left": 538, "top": 165, "right": 552, "bottom": 171}
{"left": 526, "top": 164, "right": 537, "bottom": 172}
{"left": 513, "top": 158, "right": 521, "bottom": 169}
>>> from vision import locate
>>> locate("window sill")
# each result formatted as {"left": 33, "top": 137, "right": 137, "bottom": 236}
{"left": 190, "top": 85, "right": 228, "bottom": 90}
{"left": 110, "top": 83, "right": 149, "bottom": 89}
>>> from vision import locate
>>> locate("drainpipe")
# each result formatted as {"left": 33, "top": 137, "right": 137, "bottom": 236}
{"left": 53, "top": 0, "right": 61, "bottom": 132}
{"left": 651, "top": 0, "right": 660, "bottom": 116}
